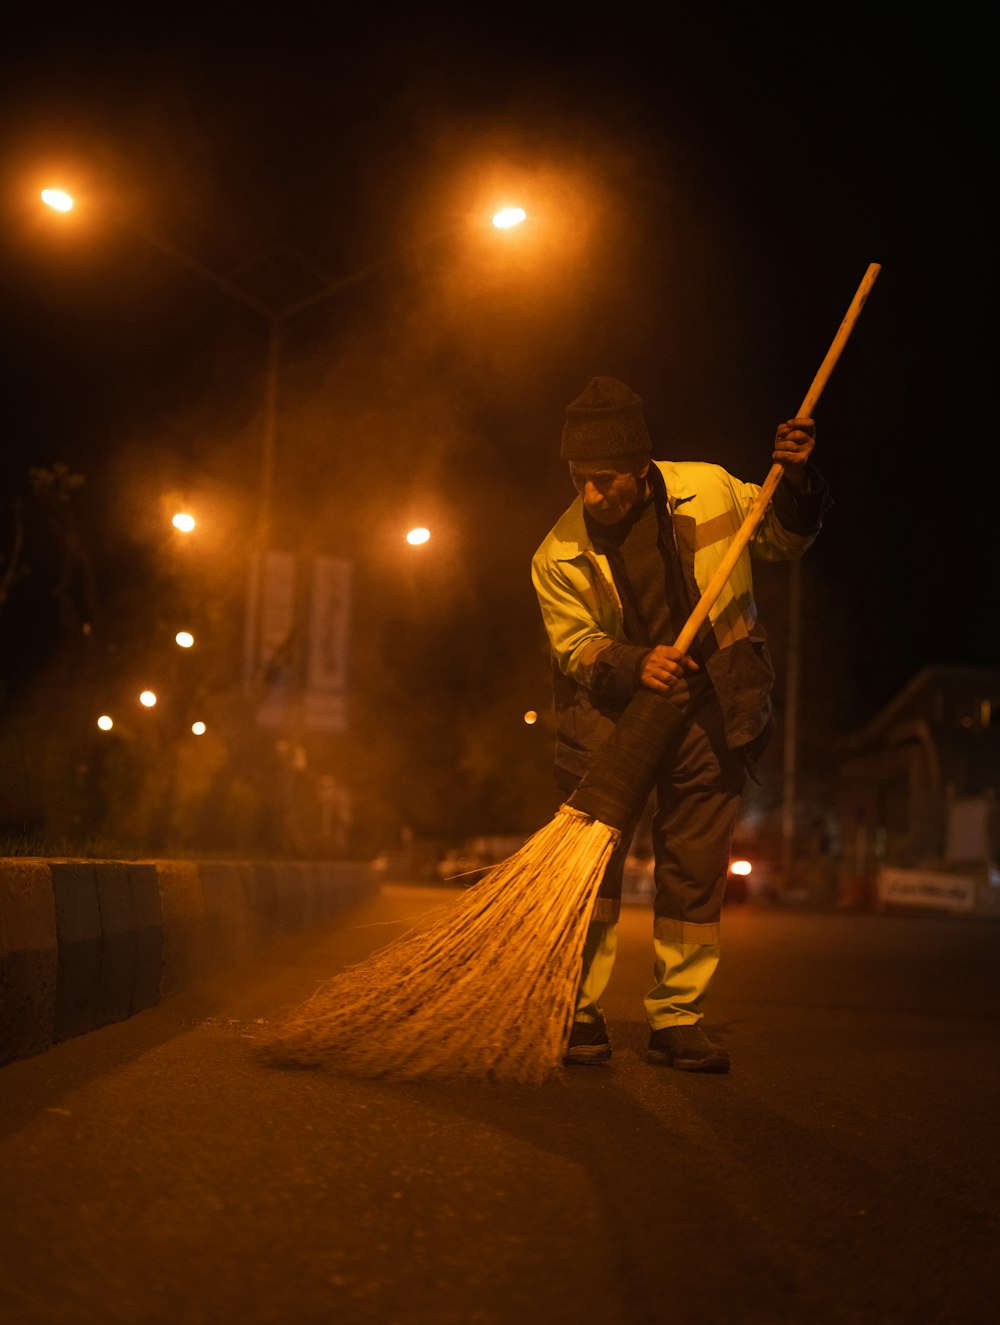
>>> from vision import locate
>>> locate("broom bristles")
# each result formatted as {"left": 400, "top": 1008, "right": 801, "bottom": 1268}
{"left": 256, "top": 806, "right": 618, "bottom": 1085}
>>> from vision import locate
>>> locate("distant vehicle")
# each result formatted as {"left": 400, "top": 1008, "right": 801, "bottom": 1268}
{"left": 436, "top": 834, "right": 529, "bottom": 885}
{"left": 622, "top": 853, "right": 654, "bottom": 900}
{"left": 435, "top": 849, "right": 489, "bottom": 884}
{"left": 726, "top": 844, "right": 777, "bottom": 903}
{"left": 726, "top": 856, "right": 751, "bottom": 904}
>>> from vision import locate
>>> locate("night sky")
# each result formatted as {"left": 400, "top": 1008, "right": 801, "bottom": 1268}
{"left": 0, "top": 5, "right": 993, "bottom": 740}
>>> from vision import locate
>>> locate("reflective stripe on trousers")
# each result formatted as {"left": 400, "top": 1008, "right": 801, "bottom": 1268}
{"left": 574, "top": 920, "right": 721, "bottom": 1027}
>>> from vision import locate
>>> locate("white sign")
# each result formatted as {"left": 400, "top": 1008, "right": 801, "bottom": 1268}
{"left": 245, "top": 551, "right": 298, "bottom": 729}
{"left": 303, "top": 556, "right": 352, "bottom": 733}
{"left": 244, "top": 552, "right": 353, "bottom": 732}
{"left": 877, "top": 867, "right": 976, "bottom": 913}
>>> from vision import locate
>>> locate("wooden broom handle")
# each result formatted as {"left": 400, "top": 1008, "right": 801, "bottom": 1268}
{"left": 672, "top": 262, "right": 881, "bottom": 655}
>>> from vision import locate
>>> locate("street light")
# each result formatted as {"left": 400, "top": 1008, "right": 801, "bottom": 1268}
{"left": 493, "top": 207, "right": 526, "bottom": 229}
{"left": 40, "top": 188, "right": 73, "bottom": 212}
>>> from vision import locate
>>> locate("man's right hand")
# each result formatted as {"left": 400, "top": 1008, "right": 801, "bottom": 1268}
{"left": 638, "top": 644, "right": 699, "bottom": 694}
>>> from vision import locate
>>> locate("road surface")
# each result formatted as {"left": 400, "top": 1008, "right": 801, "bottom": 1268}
{"left": 2, "top": 884, "right": 997, "bottom": 1324}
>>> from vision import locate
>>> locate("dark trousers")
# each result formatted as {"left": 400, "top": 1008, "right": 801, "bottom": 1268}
{"left": 557, "top": 688, "right": 748, "bottom": 1025}
{"left": 556, "top": 689, "right": 747, "bottom": 930}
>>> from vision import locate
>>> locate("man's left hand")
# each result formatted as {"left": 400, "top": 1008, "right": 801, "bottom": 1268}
{"left": 773, "top": 417, "right": 816, "bottom": 488}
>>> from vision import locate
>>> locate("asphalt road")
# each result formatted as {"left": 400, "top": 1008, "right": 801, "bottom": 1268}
{"left": 2, "top": 884, "right": 998, "bottom": 1325}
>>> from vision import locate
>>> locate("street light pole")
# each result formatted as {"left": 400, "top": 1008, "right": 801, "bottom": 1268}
{"left": 121, "top": 216, "right": 280, "bottom": 554}
{"left": 781, "top": 558, "right": 801, "bottom": 888}
{"left": 251, "top": 237, "right": 461, "bottom": 554}
{"left": 260, "top": 319, "right": 281, "bottom": 557}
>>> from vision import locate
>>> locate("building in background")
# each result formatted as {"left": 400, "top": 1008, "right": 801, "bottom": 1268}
{"left": 833, "top": 665, "right": 1000, "bottom": 915}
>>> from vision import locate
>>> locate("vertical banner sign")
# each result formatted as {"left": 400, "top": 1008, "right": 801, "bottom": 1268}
{"left": 246, "top": 550, "right": 298, "bottom": 729}
{"left": 303, "top": 556, "right": 352, "bottom": 732}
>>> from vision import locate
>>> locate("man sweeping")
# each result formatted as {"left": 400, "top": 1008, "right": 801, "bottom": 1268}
{"left": 531, "top": 376, "right": 831, "bottom": 1073}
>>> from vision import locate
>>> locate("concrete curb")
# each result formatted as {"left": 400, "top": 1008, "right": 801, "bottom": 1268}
{"left": 0, "top": 857, "right": 376, "bottom": 1067}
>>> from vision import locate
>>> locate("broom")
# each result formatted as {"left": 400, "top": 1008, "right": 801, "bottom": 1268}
{"left": 258, "top": 262, "right": 881, "bottom": 1085}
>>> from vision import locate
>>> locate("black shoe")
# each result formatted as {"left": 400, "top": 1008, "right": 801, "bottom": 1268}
{"left": 564, "top": 1017, "right": 612, "bottom": 1065}
{"left": 647, "top": 1023, "right": 730, "bottom": 1073}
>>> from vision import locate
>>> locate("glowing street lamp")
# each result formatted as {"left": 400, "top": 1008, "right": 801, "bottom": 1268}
{"left": 97, "top": 714, "right": 113, "bottom": 731}
{"left": 406, "top": 527, "right": 431, "bottom": 546}
{"left": 139, "top": 690, "right": 157, "bottom": 708}
{"left": 41, "top": 188, "right": 74, "bottom": 212}
{"left": 175, "top": 631, "right": 194, "bottom": 648}
{"left": 192, "top": 721, "right": 206, "bottom": 735}
{"left": 172, "top": 512, "right": 196, "bottom": 533}
{"left": 492, "top": 207, "right": 526, "bottom": 229}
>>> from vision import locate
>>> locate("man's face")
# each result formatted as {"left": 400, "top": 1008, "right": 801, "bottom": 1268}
{"left": 569, "top": 456, "right": 649, "bottom": 525}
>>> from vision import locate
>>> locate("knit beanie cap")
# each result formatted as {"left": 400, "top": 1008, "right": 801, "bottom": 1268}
{"left": 560, "top": 377, "right": 652, "bottom": 461}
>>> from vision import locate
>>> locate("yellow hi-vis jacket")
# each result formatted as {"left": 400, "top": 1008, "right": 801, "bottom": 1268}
{"left": 530, "top": 459, "right": 830, "bottom": 776}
